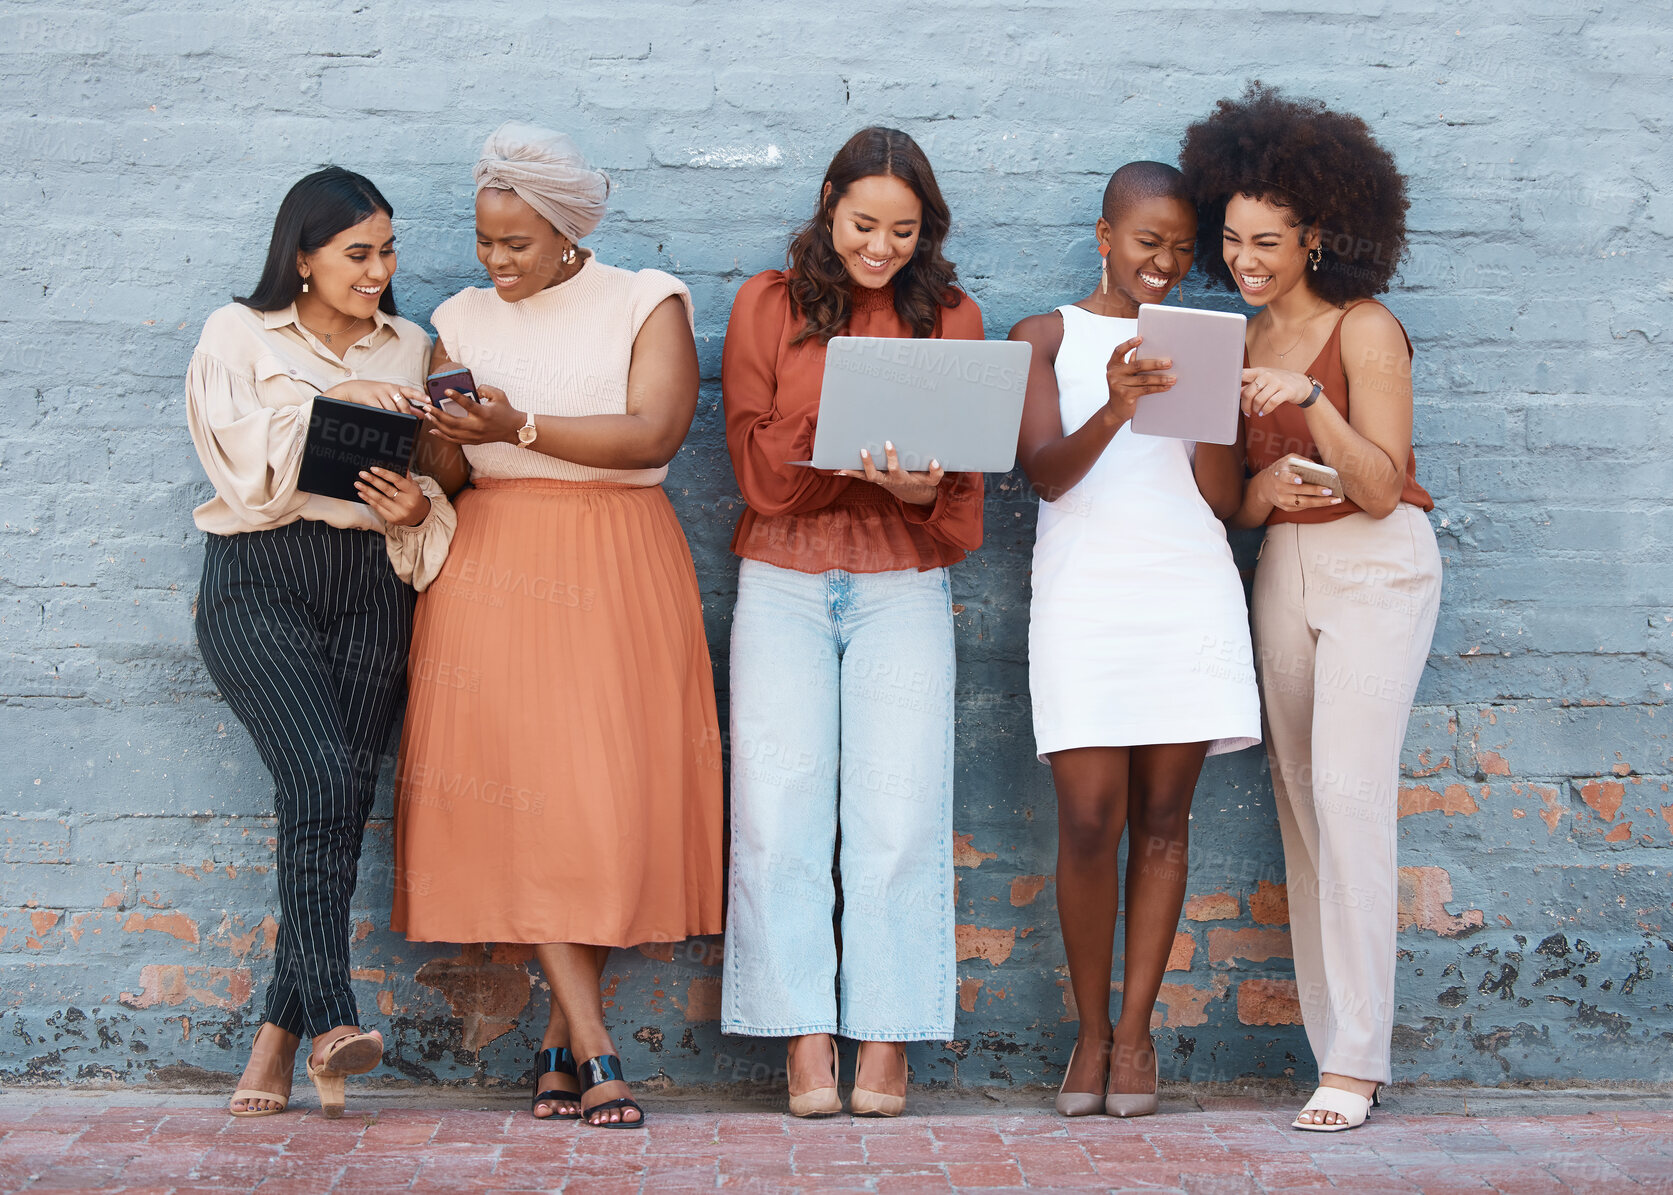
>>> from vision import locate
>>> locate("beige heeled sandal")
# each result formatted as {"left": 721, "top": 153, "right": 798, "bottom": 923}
{"left": 850, "top": 1043, "right": 907, "bottom": 1118}
{"left": 304, "top": 1029, "right": 383, "bottom": 1119}
{"left": 228, "top": 1023, "right": 292, "bottom": 1118}
{"left": 787, "top": 1034, "right": 842, "bottom": 1118}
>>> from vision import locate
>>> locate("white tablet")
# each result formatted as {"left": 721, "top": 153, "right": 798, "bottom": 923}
{"left": 1129, "top": 304, "right": 1247, "bottom": 446}
{"left": 792, "top": 336, "right": 1032, "bottom": 472}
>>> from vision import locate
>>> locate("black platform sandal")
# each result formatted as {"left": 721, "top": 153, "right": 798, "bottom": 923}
{"left": 531, "top": 1047, "right": 582, "bottom": 1121}
{"left": 576, "top": 1054, "right": 646, "bottom": 1129}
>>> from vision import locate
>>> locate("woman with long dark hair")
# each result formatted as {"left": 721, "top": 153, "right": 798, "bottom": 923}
{"left": 1181, "top": 84, "right": 1441, "bottom": 1132}
{"left": 186, "top": 167, "right": 453, "bottom": 1118}
{"left": 719, "top": 127, "right": 983, "bottom": 1118}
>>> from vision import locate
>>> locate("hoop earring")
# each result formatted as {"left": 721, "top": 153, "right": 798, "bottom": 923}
{"left": 1308, "top": 246, "right": 1322, "bottom": 271}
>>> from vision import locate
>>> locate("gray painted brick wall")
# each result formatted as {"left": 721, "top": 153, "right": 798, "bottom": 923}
{"left": 3, "top": 0, "right": 1669, "bottom": 1091}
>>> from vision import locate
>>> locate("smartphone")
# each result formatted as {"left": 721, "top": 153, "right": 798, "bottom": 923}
{"left": 425, "top": 366, "right": 479, "bottom": 414}
{"left": 1282, "top": 454, "right": 1340, "bottom": 488}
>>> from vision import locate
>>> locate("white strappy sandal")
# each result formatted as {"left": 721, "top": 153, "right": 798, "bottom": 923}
{"left": 1292, "top": 1084, "right": 1378, "bottom": 1132}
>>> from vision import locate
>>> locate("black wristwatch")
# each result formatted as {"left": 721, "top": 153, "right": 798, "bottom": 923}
{"left": 1297, "top": 376, "right": 1323, "bottom": 409}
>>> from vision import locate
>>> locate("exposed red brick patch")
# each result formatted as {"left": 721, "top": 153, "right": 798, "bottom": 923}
{"left": 1237, "top": 977, "right": 1302, "bottom": 1025}
{"left": 1406, "top": 748, "right": 1451, "bottom": 778}
{"left": 958, "top": 978, "right": 984, "bottom": 1012}
{"left": 1207, "top": 927, "right": 1293, "bottom": 965}
{"left": 1399, "top": 783, "right": 1479, "bottom": 818}
{"left": 1009, "top": 875, "right": 1048, "bottom": 907}
{"left": 1248, "top": 880, "right": 1289, "bottom": 926}
{"left": 350, "top": 968, "right": 386, "bottom": 983}
{"left": 1398, "top": 866, "right": 1485, "bottom": 937}
{"left": 1155, "top": 977, "right": 1231, "bottom": 1027}
{"left": 955, "top": 925, "right": 1015, "bottom": 966}
{"left": 120, "top": 965, "right": 252, "bottom": 1010}
{"left": 1477, "top": 750, "right": 1511, "bottom": 776}
{"left": 1661, "top": 805, "right": 1673, "bottom": 838}
{"left": 413, "top": 945, "right": 531, "bottom": 1050}
{"left": 680, "top": 976, "right": 721, "bottom": 1022}
{"left": 227, "top": 915, "right": 278, "bottom": 959}
{"left": 376, "top": 990, "right": 395, "bottom": 1016}
{"left": 29, "top": 910, "right": 59, "bottom": 936}
{"left": 1612, "top": 762, "right": 1633, "bottom": 776}
{"left": 122, "top": 911, "right": 199, "bottom": 944}
{"left": 953, "top": 833, "right": 997, "bottom": 868}
{"left": 1524, "top": 783, "right": 1564, "bottom": 832}
{"left": 1183, "top": 892, "right": 1239, "bottom": 921}
{"left": 1580, "top": 780, "right": 1624, "bottom": 822}
{"left": 102, "top": 892, "right": 122, "bottom": 908}
{"left": 353, "top": 918, "right": 375, "bottom": 942}
{"left": 1167, "top": 933, "right": 1195, "bottom": 972}
{"left": 1604, "top": 821, "right": 1633, "bottom": 843}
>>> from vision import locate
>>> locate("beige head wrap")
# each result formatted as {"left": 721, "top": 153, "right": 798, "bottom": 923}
{"left": 473, "top": 121, "right": 610, "bottom": 242}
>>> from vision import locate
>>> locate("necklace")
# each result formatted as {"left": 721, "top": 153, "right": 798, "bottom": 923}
{"left": 1265, "top": 302, "right": 1335, "bottom": 362}
{"left": 301, "top": 310, "right": 366, "bottom": 345}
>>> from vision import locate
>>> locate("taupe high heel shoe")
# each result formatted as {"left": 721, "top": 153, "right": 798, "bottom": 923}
{"left": 228, "top": 1023, "right": 291, "bottom": 1118}
{"left": 787, "top": 1034, "right": 842, "bottom": 1118}
{"left": 1055, "top": 1041, "right": 1105, "bottom": 1117}
{"left": 850, "top": 1042, "right": 907, "bottom": 1118}
{"left": 1105, "top": 1037, "right": 1159, "bottom": 1118}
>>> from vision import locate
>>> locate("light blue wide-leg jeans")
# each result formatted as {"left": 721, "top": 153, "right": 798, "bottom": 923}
{"left": 722, "top": 558, "right": 956, "bottom": 1041}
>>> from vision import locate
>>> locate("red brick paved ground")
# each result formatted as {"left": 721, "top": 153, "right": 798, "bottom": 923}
{"left": 1, "top": 1091, "right": 1669, "bottom": 1193}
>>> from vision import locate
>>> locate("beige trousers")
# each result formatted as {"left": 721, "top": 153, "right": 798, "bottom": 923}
{"left": 1251, "top": 503, "right": 1442, "bottom": 1085}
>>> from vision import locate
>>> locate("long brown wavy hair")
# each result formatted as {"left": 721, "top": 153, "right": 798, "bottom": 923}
{"left": 786, "top": 127, "right": 961, "bottom": 345}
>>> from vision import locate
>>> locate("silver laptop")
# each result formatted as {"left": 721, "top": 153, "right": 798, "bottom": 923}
{"left": 793, "top": 336, "right": 1032, "bottom": 472}
{"left": 1130, "top": 304, "right": 1247, "bottom": 446}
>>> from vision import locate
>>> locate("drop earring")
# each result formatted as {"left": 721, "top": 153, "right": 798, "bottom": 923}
{"left": 1099, "top": 245, "right": 1109, "bottom": 295}
{"left": 1308, "top": 246, "right": 1322, "bottom": 272}
{"left": 561, "top": 246, "right": 577, "bottom": 265}
{"left": 301, "top": 278, "right": 309, "bottom": 293}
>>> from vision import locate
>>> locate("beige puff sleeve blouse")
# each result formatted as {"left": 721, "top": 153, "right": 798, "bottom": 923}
{"left": 184, "top": 302, "right": 455, "bottom": 589}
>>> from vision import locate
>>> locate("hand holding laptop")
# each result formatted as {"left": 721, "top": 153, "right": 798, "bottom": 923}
{"left": 834, "top": 440, "right": 943, "bottom": 506}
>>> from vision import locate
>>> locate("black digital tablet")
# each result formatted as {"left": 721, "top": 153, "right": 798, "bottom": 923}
{"left": 297, "top": 395, "right": 420, "bottom": 503}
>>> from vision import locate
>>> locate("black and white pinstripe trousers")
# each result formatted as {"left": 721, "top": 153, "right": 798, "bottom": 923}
{"left": 195, "top": 519, "right": 414, "bottom": 1039}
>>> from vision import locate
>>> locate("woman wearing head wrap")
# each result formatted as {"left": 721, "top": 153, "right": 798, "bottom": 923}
{"left": 389, "top": 122, "right": 723, "bottom": 1129}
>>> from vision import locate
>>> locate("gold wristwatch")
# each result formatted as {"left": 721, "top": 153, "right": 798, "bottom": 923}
{"left": 517, "top": 411, "right": 538, "bottom": 446}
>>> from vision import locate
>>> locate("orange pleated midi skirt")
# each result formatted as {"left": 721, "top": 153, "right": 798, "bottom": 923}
{"left": 391, "top": 478, "right": 724, "bottom": 946}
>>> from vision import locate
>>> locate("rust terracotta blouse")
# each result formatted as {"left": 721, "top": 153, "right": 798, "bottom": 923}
{"left": 722, "top": 269, "right": 986, "bottom": 573}
{"left": 1245, "top": 300, "right": 1434, "bottom": 525}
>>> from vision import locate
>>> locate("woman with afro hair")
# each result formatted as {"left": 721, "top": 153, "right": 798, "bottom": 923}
{"left": 1180, "top": 84, "right": 1441, "bottom": 1132}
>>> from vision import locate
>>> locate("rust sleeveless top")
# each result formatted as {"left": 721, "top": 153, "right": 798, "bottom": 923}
{"left": 1244, "top": 300, "right": 1433, "bottom": 525}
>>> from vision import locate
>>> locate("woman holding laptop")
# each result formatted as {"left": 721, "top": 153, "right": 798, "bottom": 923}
{"left": 186, "top": 167, "right": 451, "bottom": 1118}
{"left": 1009, "top": 162, "right": 1260, "bottom": 1117}
{"left": 1181, "top": 84, "right": 1440, "bottom": 1132}
{"left": 720, "top": 126, "right": 983, "bottom": 1117}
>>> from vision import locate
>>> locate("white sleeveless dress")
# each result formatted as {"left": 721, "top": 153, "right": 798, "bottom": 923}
{"left": 1028, "top": 305, "right": 1260, "bottom": 759}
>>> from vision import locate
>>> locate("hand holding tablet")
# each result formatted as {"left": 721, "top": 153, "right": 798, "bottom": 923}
{"left": 1129, "top": 304, "right": 1248, "bottom": 445}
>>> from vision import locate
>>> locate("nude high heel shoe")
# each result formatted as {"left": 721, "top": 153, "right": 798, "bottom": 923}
{"left": 1055, "top": 1041, "right": 1105, "bottom": 1117}
{"left": 850, "top": 1043, "right": 907, "bottom": 1118}
{"left": 787, "top": 1034, "right": 842, "bottom": 1118}
{"left": 1105, "top": 1038, "right": 1159, "bottom": 1118}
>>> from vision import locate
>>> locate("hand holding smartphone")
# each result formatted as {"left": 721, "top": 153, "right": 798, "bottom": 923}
{"left": 1281, "top": 454, "right": 1340, "bottom": 488}
{"left": 425, "top": 366, "right": 479, "bottom": 416}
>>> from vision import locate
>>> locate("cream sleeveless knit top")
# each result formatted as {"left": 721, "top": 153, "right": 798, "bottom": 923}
{"left": 431, "top": 254, "right": 693, "bottom": 485}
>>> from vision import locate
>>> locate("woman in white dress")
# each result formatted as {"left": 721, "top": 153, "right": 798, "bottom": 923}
{"left": 1010, "top": 162, "right": 1260, "bottom": 1118}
